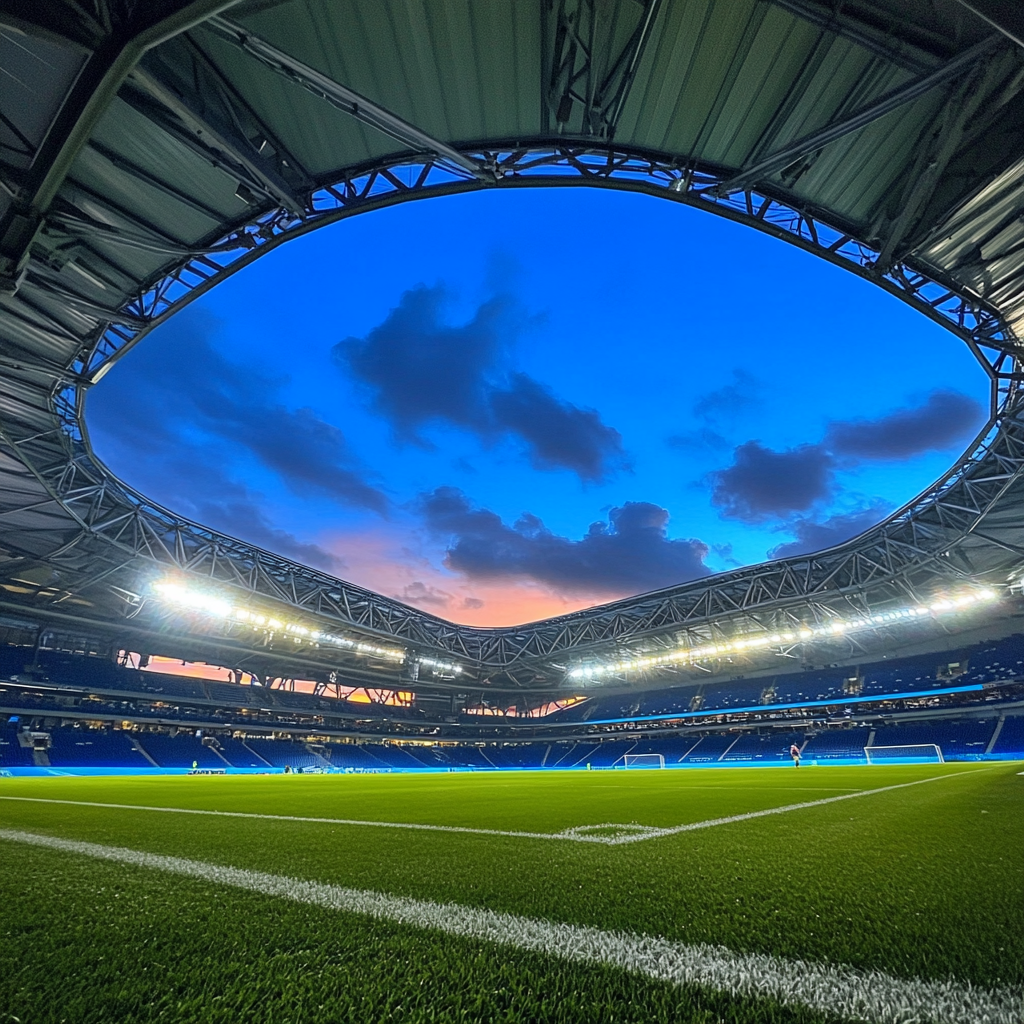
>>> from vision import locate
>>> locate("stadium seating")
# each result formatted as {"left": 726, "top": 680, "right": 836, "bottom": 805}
{"left": 358, "top": 744, "right": 427, "bottom": 770}
{"left": 678, "top": 734, "right": 735, "bottom": 763}
{"left": 720, "top": 732, "right": 805, "bottom": 762}
{"left": 3, "top": 630, "right": 1022, "bottom": 750}
{"left": 483, "top": 745, "right": 548, "bottom": 769}
{"left": 4, "top": 714, "right": 1019, "bottom": 771}
{"left": 0, "top": 723, "right": 36, "bottom": 767}
{"left": 134, "top": 732, "right": 227, "bottom": 769}
{"left": 243, "top": 738, "right": 328, "bottom": 770}
{"left": 553, "top": 632, "right": 1024, "bottom": 724}
{"left": 801, "top": 729, "right": 872, "bottom": 761}
{"left": 212, "top": 736, "right": 271, "bottom": 768}
{"left": 987, "top": 715, "right": 1024, "bottom": 757}
{"left": 47, "top": 726, "right": 150, "bottom": 768}
{"left": 326, "top": 744, "right": 396, "bottom": 770}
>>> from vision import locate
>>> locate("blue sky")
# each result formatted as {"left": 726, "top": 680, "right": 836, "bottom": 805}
{"left": 87, "top": 187, "right": 988, "bottom": 625}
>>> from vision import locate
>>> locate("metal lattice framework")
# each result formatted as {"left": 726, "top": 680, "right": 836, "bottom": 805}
{"left": 3, "top": 0, "right": 1024, "bottom": 691}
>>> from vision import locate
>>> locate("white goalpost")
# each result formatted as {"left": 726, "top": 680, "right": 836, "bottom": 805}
{"left": 621, "top": 753, "right": 666, "bottom": 769}
{"left": 864, "top": 744, "right": 944, "bottom": 764}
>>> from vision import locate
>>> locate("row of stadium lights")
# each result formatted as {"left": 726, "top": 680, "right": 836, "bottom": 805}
{"left": 153, "top": 580, "right": 1000, "bottom": 684}
{"left": 567, "top": 588, "right": 1001, "bottom": 682}
{"left": 151, "top": 580, "right": 463, "bottom": 677}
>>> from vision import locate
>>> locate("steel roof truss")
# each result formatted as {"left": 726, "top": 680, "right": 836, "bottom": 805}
{"left": 202, "top": 16, "right": 489, "bottom": 182}
{"left": 713, "top": 33, "right": 1006, "bottom": 198}
{"left": 124, "top": 67, "right": 305, "bottom": 218}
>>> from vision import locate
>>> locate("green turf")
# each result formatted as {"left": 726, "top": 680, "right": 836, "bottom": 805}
{"left": 1, "top": 763, "right": 1022, "bottom": 1023}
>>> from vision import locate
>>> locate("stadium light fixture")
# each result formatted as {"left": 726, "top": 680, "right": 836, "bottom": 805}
{"left": 418, "top": 656, "right": 463, "bottom": 677}
{"left": 567, "top": 588, "right": 1000, "bottom": 681}
{"left": 151, "top": 579, "right": 406, "bottom": 663}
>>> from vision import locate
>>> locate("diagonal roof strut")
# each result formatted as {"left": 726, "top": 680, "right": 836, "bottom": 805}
{"left": 712, "top": 33, "right": 1004, "bottom": 198}
{"left": 203, "top": 16, "right": 491, "bottom": 183}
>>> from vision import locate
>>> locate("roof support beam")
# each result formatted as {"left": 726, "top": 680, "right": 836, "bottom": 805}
{"left": 955, "top": 1, "right": 1024, "bottom": 50}
{"left": 767, "top": 0, "right": 939, "bottom": 73}
{"left": 184, "top": 34, "right": 315, "bottom": 185}
{"left": 0, "top": 0, "right": 246, "bottom": 293}
{"left": 124, "top": 68, "right": 306, "bottom": 218}
{"left": 873, "top": 54, "right": 1018, "bottom": 272}
{"left": 712, "top": 33, "right": 1004, "bottom": 197}
{"left": 203, "top": 16, "right": 490, "bottom": 182}
{"left": 543, "top": 0, "right": 662, "bottom": 138}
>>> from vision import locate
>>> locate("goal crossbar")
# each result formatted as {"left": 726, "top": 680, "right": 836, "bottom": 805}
{"left": 864, "top": 744, "right": 944, "bottom": 764}
{"left": 621, "top": 753, "right": 665, "bottom": 769}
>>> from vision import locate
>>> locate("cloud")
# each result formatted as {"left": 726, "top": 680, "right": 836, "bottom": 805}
{"left": 334, "top": 285, "right": 626, "bottom": 481}
{"left": 489, "top": 373, "right": 625, "bottom": 479}
{"left": 825, "top": 390, "right": 985, "bottom": 461}
{"left": 105, "top": 450, "right": 344, "bottom": 573}
{"left": 193, "top": 491, "right": 344, "bottom": 573}
{"left": 394, "top": 581, "right": 453, "bottom": 609}
{"left": 418, "top": 487, "right": 710, "bottom": 594}
{"left": 710, "top": 441, "right": 835, "bottom": 522}
{"left": 666, "top": 427, "right": 730, "bottom": 452}
{"left": 318, "top": 525, "right": 615, "bottom": 626}
{"left": 769, "top": 502, "right": 891, "bottom": 559}
{"left": 335, "top": 286, "right": 502, "bottom": 438}
{"left": 667, "top": 371, "right": 759, "bottom": 454}
{"left": 90, "top": 307, "right": 386, "bottom": 513}
{"left": 693, "top": 369, "right": 760, "bottom": 423}
{"left": 708, "top": 390, "right": 984, "bottom": 524}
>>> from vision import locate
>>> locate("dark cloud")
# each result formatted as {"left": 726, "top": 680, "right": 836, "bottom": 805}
{"left": 708, "top": 390, "right": 983, "bottom": 524}
{"left": 693, "top": 369, "right": 760, "bottom": 423}
{"left": 418, "top": 487, "right": 710, "bottom": 594}
{"left": 90, "top": 307, "right": 386, "bottom": 513}
{"left": 393, "top": 583, "right": 486, "bottom": 614}
{"left": 490, "top": 373, "right": 625, "bottom": 480}
{"left": 334, "top": 285, "right": 626, "bottom": 482}
{"left": 710, "top": 441, "right": 835, "bottom": 522}
{"left": 769, "top": 502, "right": 891, "bottom": 559}
{"left": 335, "top": 286, "right": 503, "bottom": 438}
{"left": 826, "top": 390, "right": 985, "bottom": 461}
{"left": 108, "top": 451, "right": 343, "bottom": 573}
{"left": 193, "top": 491, "right": 344, "bottom": 573}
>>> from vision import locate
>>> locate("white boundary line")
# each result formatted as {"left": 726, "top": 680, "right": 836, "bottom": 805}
{"left": 0, "top": 827, "right": 1019, "bottom": 1024}
{"left": 0, "top": 770, "right": 982, "bottom": 845}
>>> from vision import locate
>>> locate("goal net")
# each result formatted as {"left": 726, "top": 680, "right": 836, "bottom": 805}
{"left": 864, "top": 744, "right": 944, "bottom": 764}
{"left": 621, "top": 753, "right": 665, "bottom": 769}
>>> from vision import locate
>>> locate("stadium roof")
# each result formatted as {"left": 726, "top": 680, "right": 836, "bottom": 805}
{"left": 2, "top": 0, "right": 1024, "bottom": 690}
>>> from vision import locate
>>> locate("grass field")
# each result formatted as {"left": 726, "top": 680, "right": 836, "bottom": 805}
{"left": 1, "top": 762, "right": 1022, "bottom": 1023}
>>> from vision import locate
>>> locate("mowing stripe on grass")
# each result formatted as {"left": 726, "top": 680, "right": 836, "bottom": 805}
{"left": 0, "top": 827, "right": 1019, "bottom": 1024}
{"left": 0, "top": 771, "right": 982, "bottom": 845}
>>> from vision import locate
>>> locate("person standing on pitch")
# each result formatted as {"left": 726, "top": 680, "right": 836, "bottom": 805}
{"left": 790, "top": 742, "right": 801, "bottom": 767}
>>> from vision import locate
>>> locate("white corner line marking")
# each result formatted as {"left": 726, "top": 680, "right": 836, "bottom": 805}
{"left": 0, "top": 827, "right": 1019, "bottom": 1024}
{"left": 0, "top": 770, "right": 983, "bottom": 845}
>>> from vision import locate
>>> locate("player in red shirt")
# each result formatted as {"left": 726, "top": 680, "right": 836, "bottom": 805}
{"left": 790, "top": 742, "right": 801, "bottom": 767}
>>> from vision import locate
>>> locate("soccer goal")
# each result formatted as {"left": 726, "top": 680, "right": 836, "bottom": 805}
{"left": 864, "top": 744, "right": 944, "bottom": 764}
{"left": 621, "top": 753, "right": 665, "bottom": 769}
